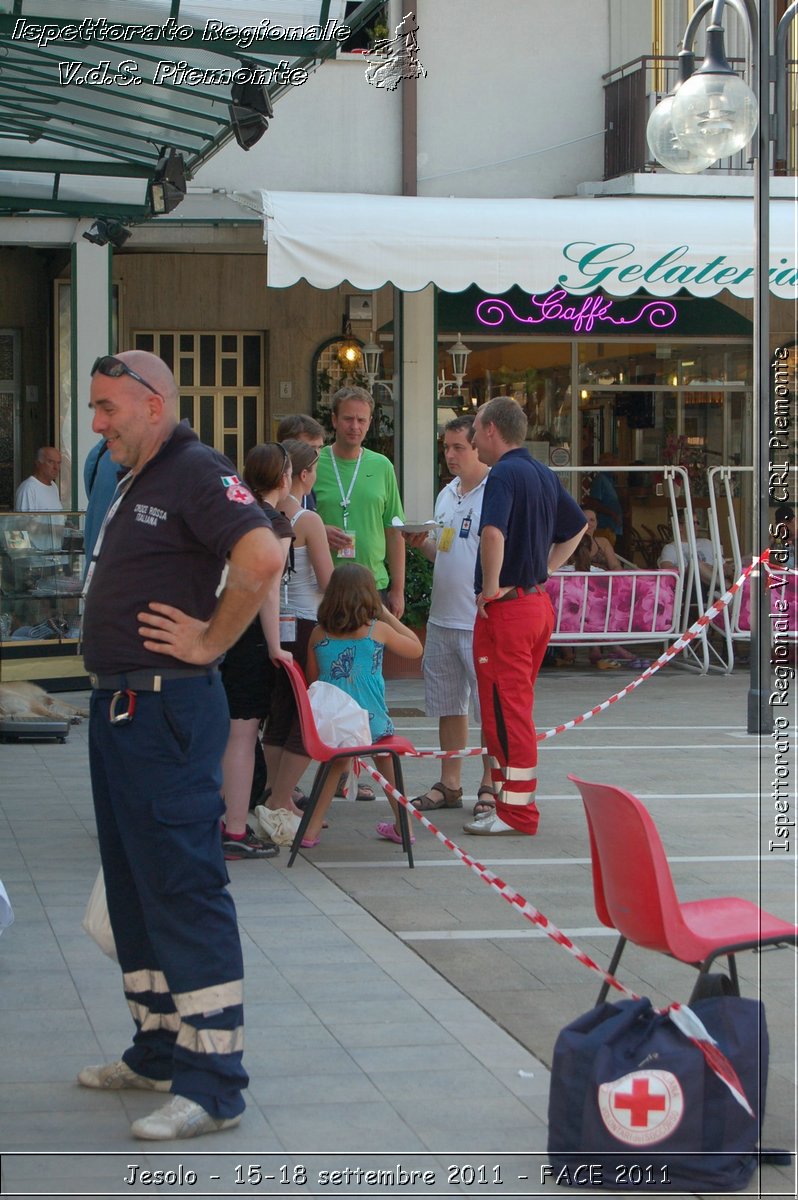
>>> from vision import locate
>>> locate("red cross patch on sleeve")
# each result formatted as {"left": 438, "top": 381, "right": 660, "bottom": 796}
{"left": 220, "top": 475, "right": 255, "bottom": 505}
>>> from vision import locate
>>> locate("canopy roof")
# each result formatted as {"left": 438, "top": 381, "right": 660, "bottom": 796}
{"left": 244, "top": 189, "right": 798, "bottom": 300}
{"left": 0, "top": 0, "right": 383, "bottom": 217}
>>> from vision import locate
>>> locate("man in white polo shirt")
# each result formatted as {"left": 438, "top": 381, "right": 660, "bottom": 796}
{"left": 658, "top": 514, "right": 720, "bottom": 589}
{"left": 404, "top": 415, "right": 494, "bottom": 814}
{"left": 15, "top": 446, "right": 63, "bottom": 511}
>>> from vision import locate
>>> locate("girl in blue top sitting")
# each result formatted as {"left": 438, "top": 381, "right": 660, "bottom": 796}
{"left": 304, "top": 563, "right": 422, "bottom": 847}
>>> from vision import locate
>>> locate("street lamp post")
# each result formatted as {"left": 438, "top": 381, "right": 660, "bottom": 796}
{"left": 647, "top": 0, "right": 797, "bottom": 735}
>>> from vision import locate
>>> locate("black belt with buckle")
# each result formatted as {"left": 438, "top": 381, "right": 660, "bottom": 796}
{"left": 89, "top": 667, "right": 216, "bottom": 692}
{"left": 497, "top": 584, "right": 547, "bottom": 601}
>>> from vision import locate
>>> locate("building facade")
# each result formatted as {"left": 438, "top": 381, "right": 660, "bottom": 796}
{"left": 0, "top": 0, "right": 796, "bottom": 677}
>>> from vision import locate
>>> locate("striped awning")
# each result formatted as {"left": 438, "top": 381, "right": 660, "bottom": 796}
{"left": 244, "top": 188, "right": 798, "bottom": 300}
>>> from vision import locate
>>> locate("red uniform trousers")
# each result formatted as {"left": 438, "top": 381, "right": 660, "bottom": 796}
{"left": 473, "top": 591, "right": 555, "bottom": 834}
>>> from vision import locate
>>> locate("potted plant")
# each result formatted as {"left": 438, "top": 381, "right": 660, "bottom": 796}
{"left": 383, "top": 547, "right": 433, "bottom": 679}
{"left": 403, "top": 546, "right": 433, "bottom": 628}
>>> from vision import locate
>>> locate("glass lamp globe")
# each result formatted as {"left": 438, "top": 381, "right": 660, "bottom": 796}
{"left": 447, "top": 333, "right": 471, "bottom": 381}
{"left": 360, "top": 335, "right": 382, "bottom": 382}
{"left": 671, "top": 71, "right": 758, "bottom": 161}
{"left": 647, "top": 94, "right": 717, "bottom": 174}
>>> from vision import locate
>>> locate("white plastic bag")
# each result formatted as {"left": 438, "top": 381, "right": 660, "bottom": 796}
{"left": 308, "top": 680, "right": 372, "bottom": 800}
{"left": 0, "top": 879, "right": 13, "bottom": 935}
{"left": 82, "top": 867, "right": 118, "bottom": 961}
{"left": 308, "top": 680, "right": 371, "bottom": 747}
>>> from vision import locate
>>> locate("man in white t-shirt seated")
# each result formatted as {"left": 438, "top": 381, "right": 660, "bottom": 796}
{"left": 15, "top": 447, "right": 63, "bottom": 512}
{"left": 658, "top": 515, "right": 719, "bottom": 587}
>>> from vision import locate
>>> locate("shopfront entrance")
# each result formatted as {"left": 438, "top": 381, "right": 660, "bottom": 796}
{"left": 433, "top": 286, "right": 753, "bottom": 493}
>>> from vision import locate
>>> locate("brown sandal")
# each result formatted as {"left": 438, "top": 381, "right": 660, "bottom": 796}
{"left": 473, "top": 785, "right": 496, "bottom": 817}
{"left": 411, "top": 782, "right": 463, "bottom": 810}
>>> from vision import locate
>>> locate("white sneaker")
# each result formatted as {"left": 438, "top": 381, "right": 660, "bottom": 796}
{"left": 78, "top": 1060, "right": 171, "bottom": 1091}
{"left": 253, "top": 805, "right": 301, "bottom": 846}
{"left": 131, "top": 1094, "right": 242, "bottom": 1140}
{"left": 462, "top": 811, "right": 524, "bottom": 835}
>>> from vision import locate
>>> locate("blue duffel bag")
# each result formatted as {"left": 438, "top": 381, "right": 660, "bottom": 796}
{"left": 547, "top": 996, "right": 768, "bottom": 1192}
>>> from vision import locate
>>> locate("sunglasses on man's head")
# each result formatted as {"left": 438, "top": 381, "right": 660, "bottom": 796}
{"left": 91, "top": 355, "right": 159, "bottom": 397}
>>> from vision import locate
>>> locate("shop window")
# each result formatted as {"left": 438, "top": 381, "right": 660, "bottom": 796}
{"left": 443, "top": 339, "right": 574, "bottom": 460}
{"left": 577, "top": 340, "right": 751, "bottom": 474}
{"left": 133, "top": 331, "right": 265, "bottom": 474}
{"left": 578, "top": 341, "right": 750, "bottom": 389}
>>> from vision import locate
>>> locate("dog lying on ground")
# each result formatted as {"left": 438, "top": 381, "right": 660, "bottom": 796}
{"left": 0, "top": 682, "right": 88, "bottom": 723}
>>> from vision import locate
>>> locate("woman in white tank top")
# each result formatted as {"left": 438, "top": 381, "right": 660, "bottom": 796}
{"left": 259, "top": 438, "right": 335, "bottom": 839}
{"left": 286, "top": 509, "right": 325, "bottom": 619}
{"left": 281, "top": 439, "right": 334, "bottom": 620}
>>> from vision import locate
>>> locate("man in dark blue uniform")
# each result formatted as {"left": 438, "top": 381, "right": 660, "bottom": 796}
{"left": 79, "top": 351, "right": 283, "bottom": 1140}
{"left": 463, "top": 397, "right": 586, "bottom": 837}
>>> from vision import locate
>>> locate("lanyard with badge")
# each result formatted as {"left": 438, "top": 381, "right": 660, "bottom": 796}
{"left": 279, "top": 576, "right": 297, "bottom": 644}
{"left": 279, "top": 506, "right": 301, "bottom": 643}
{"left": 329, "top": 445, "right": 360, "bottom": 558}
{"left": 82, "top": 468, "right": 137, "bottom": 722}
{"left": 82, "top": 469, "right": 134, "bottom": 595}
{"left": 439, "top": 499, "right": 474, "bottom": 553}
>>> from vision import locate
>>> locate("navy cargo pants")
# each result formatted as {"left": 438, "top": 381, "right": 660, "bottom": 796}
{"left": 88, "top": 671, "right": 247, "bottom": 1120}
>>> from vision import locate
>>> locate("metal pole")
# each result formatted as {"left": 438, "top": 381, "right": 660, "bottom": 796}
{"left": 746, "top": 0, "right": 774, "bottom": 734}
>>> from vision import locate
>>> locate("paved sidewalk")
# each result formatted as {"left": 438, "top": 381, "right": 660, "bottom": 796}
{"left": 1, "top": 697, "right": 550, "bottom": 1199}
{"left": 0, "top": 665, "right": 795, "bottom": 1198}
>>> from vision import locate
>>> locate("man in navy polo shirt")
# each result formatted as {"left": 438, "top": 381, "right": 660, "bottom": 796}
{"left": 80, "top": 351, "right": 284, "bottom": 1141}
{"left": 463, "top": 397, "right": 586, "bottom": 837}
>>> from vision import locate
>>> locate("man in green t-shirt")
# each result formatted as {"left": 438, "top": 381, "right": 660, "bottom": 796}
{"left": 314, "top": 386, "right": 406, "bottom": 617}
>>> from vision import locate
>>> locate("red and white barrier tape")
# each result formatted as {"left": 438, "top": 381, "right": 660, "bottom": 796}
{"left": 536, "top": 548, "right": 768, "bottom": 741}
{"left": 668, "top": 1003, "right": 755, "bottom": 1117}
{"left": 357, "top": 754, "right": 634, "bottom": 996}
{"left": 356, "top": 756, "right": 754, "bottom": 1114}
{"left": 407, "top": 549, "right": 769, "bottom": 760}
{"left": 349, "top": 553, "right": 771, "bottom": 1114}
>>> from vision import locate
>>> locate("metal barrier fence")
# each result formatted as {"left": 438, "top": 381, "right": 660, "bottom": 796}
{"left": 708, "top": 465, "right": 797, "bottom": 671}
{"left": 551, "top": 464, "right": 709, "bottom": 670}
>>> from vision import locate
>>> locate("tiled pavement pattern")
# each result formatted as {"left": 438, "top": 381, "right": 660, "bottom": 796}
{"left": 0, "top": 663, "right": 795, "bottom": 1198}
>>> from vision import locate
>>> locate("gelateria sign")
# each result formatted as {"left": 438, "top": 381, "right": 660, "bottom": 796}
{"left": 257, "top": 192, "right": 797, "bottom": 299}
{"left": 556, "top": 240, "right": 796, "bottom": 294}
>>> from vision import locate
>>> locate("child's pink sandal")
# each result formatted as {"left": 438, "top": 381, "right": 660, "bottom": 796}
{"left": 376, "top": 820, "right": 415, "bottom": 845}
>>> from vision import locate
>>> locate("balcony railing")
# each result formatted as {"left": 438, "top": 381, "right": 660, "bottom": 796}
{"left": 603, "top": 55, "right": 798, "bottom": 179}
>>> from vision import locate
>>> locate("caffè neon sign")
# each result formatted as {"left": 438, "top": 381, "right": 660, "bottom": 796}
{"left": 475, "top": 289, "right": 678, "bottom": 334}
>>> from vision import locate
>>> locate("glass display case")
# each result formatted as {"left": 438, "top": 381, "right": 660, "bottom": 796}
{"left": 0, "top": 511, "right": 86, "bottom": 686}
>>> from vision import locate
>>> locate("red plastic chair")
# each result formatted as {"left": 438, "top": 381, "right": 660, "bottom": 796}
{"left": 568, "top": 774, "right": 798, "bottom": 1004}
{"left": 280, "top": 658, "right": 418, "bottom": 868}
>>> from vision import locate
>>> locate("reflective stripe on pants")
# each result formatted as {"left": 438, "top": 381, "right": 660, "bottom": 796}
{"left": 473, "top": 592, "right": 554, "bottom": 834}
{"left": 89, "top": 674, "right": 248, "bottom": 1119}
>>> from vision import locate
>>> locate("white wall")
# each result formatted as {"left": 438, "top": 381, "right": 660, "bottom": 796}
{"left": 414, "top": 0, "right": 609, "bottom": 198}
{"left": 195, "top": 57, "right": 402, "bottom": 195}
{"left": 608, "top": 0, "right": 653, "bottom": 72}
{"left": 197, "top": 0, "right": 627, "bottom": 201}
